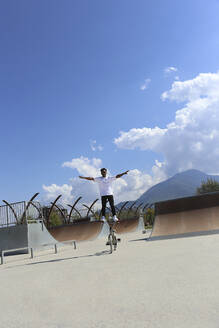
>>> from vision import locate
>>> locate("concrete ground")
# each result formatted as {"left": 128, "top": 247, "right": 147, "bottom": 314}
{"left": 1, "top": 229, "right": 219, "bottom": 328}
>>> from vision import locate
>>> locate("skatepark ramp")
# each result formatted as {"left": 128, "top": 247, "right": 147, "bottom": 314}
{"left": 48, "top": 216, "right": 144, "bottom": 242}
{"left": 47, "top": 197, "right": 145, "bottom": 241}
{"left": 0, "top": 194, "right": 145, "bottom": 264}
{"left": 150, "top": 191, "right": 219, "bottom": 240}
{"left": 114, "top": 217, "right": 144, "bottom": 234}
{"left": 48, "top": 221, "right": 105, "bottom": 242}
{"left": 0, "top": 220, "right": 70, "bottom": 264}
{"left": 0, "top": 198, "right": 77, "bottom": 263}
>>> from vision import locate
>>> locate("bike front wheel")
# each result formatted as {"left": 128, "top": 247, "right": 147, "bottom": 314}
{"left": 108, "top": 234, "right": 113, "bottom": 253}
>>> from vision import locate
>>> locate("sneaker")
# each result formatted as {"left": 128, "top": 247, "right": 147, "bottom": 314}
{"left": 112, "top": 215, "right": 119, "bottom": 222}
{"left": 101, "top": 216, "right": 106, "bottom": 222}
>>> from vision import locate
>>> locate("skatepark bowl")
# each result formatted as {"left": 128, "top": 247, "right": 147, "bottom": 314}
{"left": 48, "top": 221, "right": 104, "bottom": 242}
{"left": 150, "top": 191, "right": 219, "bottom": 240}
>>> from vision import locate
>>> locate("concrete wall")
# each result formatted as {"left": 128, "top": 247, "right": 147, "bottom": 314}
{"left": 0, "top": 220, "right": 59, "bottom": 253}
{"left": 0, "top": 224, "right": 28, "bottom": 252}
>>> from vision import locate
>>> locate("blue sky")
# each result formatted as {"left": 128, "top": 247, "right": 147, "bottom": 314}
{"left": 1, "top": 0, "right": 219, "bottom": 205}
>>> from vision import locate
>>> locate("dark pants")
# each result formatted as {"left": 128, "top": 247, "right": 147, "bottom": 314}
{"left": 101, "top": 195, "right": 116, "bottom": 217}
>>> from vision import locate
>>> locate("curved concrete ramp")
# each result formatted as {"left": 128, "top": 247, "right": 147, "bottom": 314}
{"left": 150, "top": 192, "right": 219, "bottom": 240}
{"left": 114, "top": 217, "right": 144, "bottom": 234}
{"left": 28, "top": 220, "right": 58, "bottom": 248}
{"left": 0, "top": 221, "right": 60, "bottom": 257}
{"left": 48, "top": 221, "right": 104, "bottom": 242}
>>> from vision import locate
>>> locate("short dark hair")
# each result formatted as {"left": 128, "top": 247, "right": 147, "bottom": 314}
{"left": 100, "top": 168, "right": 107, "bottom": 172}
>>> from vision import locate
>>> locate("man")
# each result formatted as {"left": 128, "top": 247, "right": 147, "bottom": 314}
{"left": 79, "top": 168, "right": 129, "bottom": 222}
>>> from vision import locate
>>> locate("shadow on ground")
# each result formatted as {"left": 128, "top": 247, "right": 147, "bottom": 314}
{"left": 2, "top": 249, "right": 110, "bottom": 269}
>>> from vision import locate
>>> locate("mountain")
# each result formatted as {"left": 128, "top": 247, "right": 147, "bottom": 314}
{"left": 117, "top": 169, "right": 219, "bottom": 207}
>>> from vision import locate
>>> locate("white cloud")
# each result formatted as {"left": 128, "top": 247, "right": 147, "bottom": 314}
{"left": 114, "top": 127, "right": 167, "bottom": 151}
{"left": 113, "top": 166, "right": 166, "bottom": 203}
{"left": 115, "top": 72, "right": 219, "bottom": 176}
{"left": 62, "top": 156, "right": 102, "bottom": 177}
{"left": 164, "top": 66, "right": 178, "bottom": 74}
{"left": 140, "top": 78, "right": 151, "bottom": 91}
{"left": 90, "top": 140, "right": 103, "bottom": 151}
{"left": 42, "top": 184, "right": 74, "bottom": 205}
{"left": 161, "top": 72, "right": 219, "bottom": 102}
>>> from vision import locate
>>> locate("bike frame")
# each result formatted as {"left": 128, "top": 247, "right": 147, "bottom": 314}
{"left": 107, "top": 221, "right": 118, "bottom": 254}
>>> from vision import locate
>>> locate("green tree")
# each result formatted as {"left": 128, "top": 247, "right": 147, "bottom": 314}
{"left": 49, "top": 211, "right": 62, "bottom": 226}
{"left": 143, "top": 208, "right": 155, "bottom": 228}
{"left": 196, "top": 178, "right": 219, "bottom": 194}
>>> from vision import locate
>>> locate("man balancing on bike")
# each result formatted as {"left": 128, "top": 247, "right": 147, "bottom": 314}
{"left": 79, "top": 168, "right": 129, "bottom": 222}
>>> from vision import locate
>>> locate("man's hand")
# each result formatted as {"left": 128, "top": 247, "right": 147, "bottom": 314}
{"left": 116, "top": 170, "right": 129, "bottom": 179}
{"left": 79, "top": 176, "right": 94, "bottom": 181}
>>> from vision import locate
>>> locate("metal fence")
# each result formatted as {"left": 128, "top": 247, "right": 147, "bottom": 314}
{"left": 0, "top": 201, "right": 42, "bottom": 228}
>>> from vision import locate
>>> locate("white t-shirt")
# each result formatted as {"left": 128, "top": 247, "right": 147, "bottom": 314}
{"left": 94, "top": 176, "right": 116, "bottom": 196}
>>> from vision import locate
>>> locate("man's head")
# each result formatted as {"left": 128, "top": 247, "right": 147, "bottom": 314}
{"left": 100, "top": 168, "right": 107, "bottom": 177}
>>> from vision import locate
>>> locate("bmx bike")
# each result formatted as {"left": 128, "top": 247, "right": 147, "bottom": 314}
{"left": 106, "top": 220, "right": 121, "bottom": 254}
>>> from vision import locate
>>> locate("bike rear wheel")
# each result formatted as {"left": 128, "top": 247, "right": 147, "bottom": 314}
{"left": 112, "top": 234, "right": 117, "bottom": 251}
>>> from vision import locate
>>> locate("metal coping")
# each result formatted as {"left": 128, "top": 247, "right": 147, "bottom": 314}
{"left": 155, "top": 191, "right": 219, "bottom": 215}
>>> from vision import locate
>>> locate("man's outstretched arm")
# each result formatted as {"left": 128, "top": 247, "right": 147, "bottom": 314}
{"left": 79, "top": 176, "right": 94, "bottom": 181}
{"left": 116, "top": 170, "right": 129, "bottom": 179}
